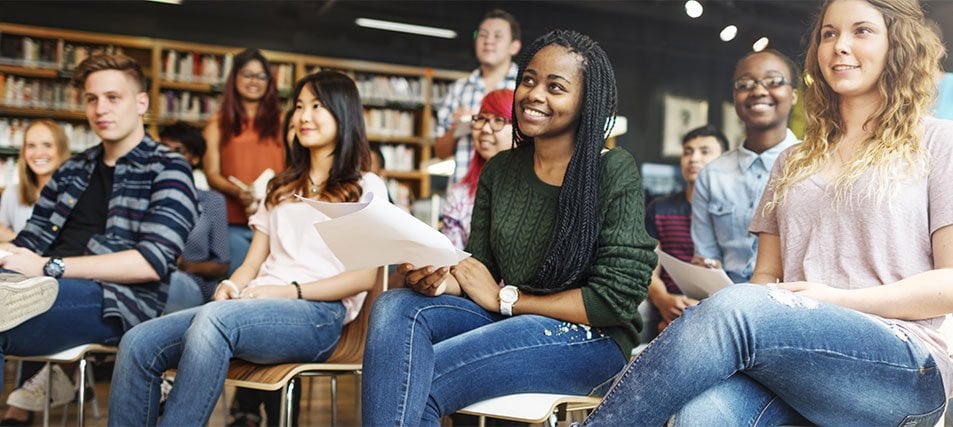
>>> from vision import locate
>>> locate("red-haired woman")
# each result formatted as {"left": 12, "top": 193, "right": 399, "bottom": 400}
{"left": 439, "top": 89, "right": 514, "bottom": 249}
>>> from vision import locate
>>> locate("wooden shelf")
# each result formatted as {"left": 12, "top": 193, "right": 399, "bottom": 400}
{"left": 158, "top": 80, "right": 218, "bottom": 92}
{"left": 367, "top": 135, "right": 424, "bottom": 145}
{"left": 385, "top": 170, "right": 425, "bottom": 180}
{"left": 0, "top": 64, "right": 60, "bottom": 79}
{"left": 0, "top": 22, "right": 469, "bottom": 201}
{"left": 0, "top": 104, "right": 85, "bottom": 120}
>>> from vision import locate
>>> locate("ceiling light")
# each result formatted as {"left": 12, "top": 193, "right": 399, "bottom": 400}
{"left": 684, "top": 0, "right": 703, "bottom": 18}
{"left": 356, "top": 18, "right": 457, "bottom": 39}
{"left": 146, "top": 0, "right": 182, "bottom": 4}
{"left": 753, "top": 37, "right": 770, "bottom": 52}
{"left": 720, "top": 25, "right": 738, "bottom": 42}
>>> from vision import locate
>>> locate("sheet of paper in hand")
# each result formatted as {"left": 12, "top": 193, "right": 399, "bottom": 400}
{"left": 657, "top": 250, "right": 732, "bottom": 300}
{"left": 297, "top": 192, "right": 470, "bottom": 271}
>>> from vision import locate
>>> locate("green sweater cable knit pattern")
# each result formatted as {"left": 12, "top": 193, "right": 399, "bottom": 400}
{"left": 465, "top": 144, "right": 658, "bottom": 357}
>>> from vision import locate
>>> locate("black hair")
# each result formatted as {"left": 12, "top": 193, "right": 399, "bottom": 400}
{"left": 682, "top": 124, "right": 729, "bottom": 152}
{"left": 735, "top": 48, "right": 800, "bottom": 89}
{"left": 513, "top": 29, "right": 617, "bottom": 294}
{"left": 159, "top": 121, "right": 207, "bottom": 161}
{"left": 481, "top": 9, "right": 521, "bottom": 42}
{"left": 266, "top": 71, "right": 370, "bottom": 207}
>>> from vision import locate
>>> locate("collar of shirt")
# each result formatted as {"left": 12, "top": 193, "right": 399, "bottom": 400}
{"left": 80, "top": 135, "right": 160, "bottom": 168}
{"left": 468, "top": 62, "right": 520, "bottom": 90}
{"left": 737, "top": 128, "right": 799, "bottom": 172}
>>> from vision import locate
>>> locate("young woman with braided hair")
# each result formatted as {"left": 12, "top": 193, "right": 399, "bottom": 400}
{"left": 582, "top": 0, "right": 953, "bottom": 425}
{"left": 362, "top": 29, "right": 657, "bottom": 426}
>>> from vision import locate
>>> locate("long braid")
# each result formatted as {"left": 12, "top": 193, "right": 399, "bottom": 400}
{"left": 513, "top": 30, "right": 618, "bottom": 293}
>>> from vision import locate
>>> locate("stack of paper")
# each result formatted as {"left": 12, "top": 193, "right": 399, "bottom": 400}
{"left": 657, "top": 250, "right": 732, "bottom": 299}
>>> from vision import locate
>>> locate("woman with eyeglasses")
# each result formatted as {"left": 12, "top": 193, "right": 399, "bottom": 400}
{"left": 690, "top": 48, "right": 800, "bottom": 283}
{"left": 202, "top": 49, "right": 285, "bottom": 277}
{"left": 582, "top": 0, "right": 953, "bottom": 425}
{"left": 439, "top": 89, "right": 514, "bottom": 250}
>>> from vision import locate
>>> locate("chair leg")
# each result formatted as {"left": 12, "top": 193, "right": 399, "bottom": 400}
{"left": 85, "top": 362, "right": 100, "bottom": 419}
{"left": 43, "top": 362, "right": 52, "bottom": 427}
{"left": 279, "top": 379, "right": 296, "bottom": 427}
{"left": 330, "top": 375, "right": 338, "bottom": 427}
{"left": 76, "top": 358, "right": 88, "bottom": 427}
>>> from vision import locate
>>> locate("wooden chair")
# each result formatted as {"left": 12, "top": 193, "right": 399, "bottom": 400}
{"left": 457, "top": 393, "right": 602, "bottom": 427}
{"left": 220, "top": 266, "right": 386, "bottom": 427}
{"left": 5, "top": 344, "right": 117, "bottom": 427}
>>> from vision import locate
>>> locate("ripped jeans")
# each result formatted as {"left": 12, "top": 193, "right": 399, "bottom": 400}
{"left": 582, "top": 284, "right": 947, "bottom": 427}
{"left": 361, "top": 289, "right": 627, "bottom": 427}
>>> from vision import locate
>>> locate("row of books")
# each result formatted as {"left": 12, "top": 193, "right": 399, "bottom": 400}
{"left": 386, "top": 178, "right": 413, "bottom": 212}
{"left": 356, "top": 74, "right": 424, "bottom": 105}
{"left": 0, "top": 34, "right": 126, "bottom": 70}
{"left": 0, "top": 157, "right": 19, "bottom": 190}
{"left": 377, "top": 144, "right": 416, "bottom": 172}
{"left": 0, "top": 118, "right": 99, "bottom": 152}
{"left": 1, "top": 75, "right": 83, "bottom": 112}
{"left": 364, "top": 108, "right": 415, "bottom": 138}
{"left": 158, "top": 90, "right": 219, "bottom": 122}
{"left": 160, "top": 50, "right": 295, "bottom": 92}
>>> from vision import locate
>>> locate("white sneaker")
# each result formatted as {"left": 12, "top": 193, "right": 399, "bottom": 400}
{"left": 0, "top": 276, "right": 58, "bottom": 332}
{"left": 6, "top": 364, "right": 76, "bottom": 411}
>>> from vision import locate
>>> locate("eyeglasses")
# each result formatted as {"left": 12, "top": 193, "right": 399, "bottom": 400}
{"left": 733, "top": 76, "right": 789, "bottom": 91}
{"left": 470, "top": 114, "right": 510, "bottom": 132}
{"left": 239, "top": 70, "right": 270, "bottom": 81}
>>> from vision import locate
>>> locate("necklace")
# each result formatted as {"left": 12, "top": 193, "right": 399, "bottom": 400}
{"left": 308, "top": 175, "right": 319, "bottom": 195}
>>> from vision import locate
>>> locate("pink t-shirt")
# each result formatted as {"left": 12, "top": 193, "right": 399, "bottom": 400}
{"left": 247, "top": 172, "right": 388, "bottom": 324}
{"left": 750, "top": 116, "right": 953, "bottom": 396}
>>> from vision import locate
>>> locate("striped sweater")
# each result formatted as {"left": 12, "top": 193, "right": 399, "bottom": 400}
{"left": 15, "top": 136, "right": 198, "bottom": 330}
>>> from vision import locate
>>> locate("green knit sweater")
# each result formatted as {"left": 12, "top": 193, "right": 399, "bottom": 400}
{"left": 465, "top": 144, "right": 658, "bottom": 357}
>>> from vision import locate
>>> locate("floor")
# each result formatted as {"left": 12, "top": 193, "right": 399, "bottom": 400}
{"left": 1, "top": 361, "right": 362, "bottom": 426}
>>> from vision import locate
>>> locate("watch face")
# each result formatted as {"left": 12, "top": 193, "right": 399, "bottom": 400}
{"left": 500, "top": 286, "right": 518, "bottom": 302}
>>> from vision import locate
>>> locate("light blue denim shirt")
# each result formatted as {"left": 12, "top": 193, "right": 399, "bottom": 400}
{"left": 691, "top": 129, "right": 799, "bottom": 283}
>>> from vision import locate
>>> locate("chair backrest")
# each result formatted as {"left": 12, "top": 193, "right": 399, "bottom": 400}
{"left": 324, "top": 266, "right": 386, "bottom": 364}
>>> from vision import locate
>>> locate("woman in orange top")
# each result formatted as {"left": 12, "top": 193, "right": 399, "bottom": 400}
{"left": 203, "top": 49, "right": 285, "bottom": 275}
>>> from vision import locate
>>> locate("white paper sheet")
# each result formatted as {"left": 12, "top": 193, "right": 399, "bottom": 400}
{"left": 657, "top": 250, "right": 732, "bottom": 300}
{"left": 299, "top": 192, "right": 469, "bottom": 271}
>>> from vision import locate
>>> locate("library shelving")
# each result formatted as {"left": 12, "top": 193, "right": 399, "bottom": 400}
{"left": 0, "top": 22, "right": 468, "bottom": 210}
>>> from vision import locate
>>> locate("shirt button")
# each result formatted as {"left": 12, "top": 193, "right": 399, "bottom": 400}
{"left": 52, "top": 225, "right": 59, "bottom": 231}
{"left": 757, "top": 174, "right": 763, "bottom": 179}
{"left": 749, "top": 202, "right": 754, "bottom": 208}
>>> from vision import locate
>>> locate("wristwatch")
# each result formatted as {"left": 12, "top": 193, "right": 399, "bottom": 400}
{"left": 499, "top": 285, "right": 520, "bottom": 316}
{"left": 43, "top": 257, "right": 65, "bottom": 279}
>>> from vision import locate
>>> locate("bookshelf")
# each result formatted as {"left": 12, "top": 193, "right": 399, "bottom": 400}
{"left": 0, "top": 22, "right": 468, "bottom": 209}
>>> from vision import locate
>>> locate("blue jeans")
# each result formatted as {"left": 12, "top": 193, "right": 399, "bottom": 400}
{"left": 227, "top": 225, "right": 253, "bottom": 275}
{"left": 107, "top": 299, "right": 346, "bottom": 427}
{"left": 582, "top": 285, "right": 948, "bottom": 427}
{"left": 362, "top": 289, "right": 627, "bottom": 427}
{"left": 163, "top": 271, "right": 205, "bottom": 314}
{"left": 0, "top": 279, "right": 124, "bottom": 400}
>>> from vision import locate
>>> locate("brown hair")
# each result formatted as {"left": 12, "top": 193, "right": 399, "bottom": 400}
{"left": 481, "top": 9, "right": 521, "bottom": 42}
{"left": 72, "top": 54, "right": 147, "bottom": 92}
{"left": 19, "top": 120, "right": 70, "bottom": 206}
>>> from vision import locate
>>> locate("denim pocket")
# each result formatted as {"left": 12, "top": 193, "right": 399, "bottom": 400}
{"left": 897, "top": 401, "right": 946, "bottom": 427}
{"left": 708, "top": 202, "right": 736, "bottom": 243}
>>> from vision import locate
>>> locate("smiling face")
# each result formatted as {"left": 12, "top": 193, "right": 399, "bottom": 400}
{"left": 22, "top": 124, "right": 65, "bottom": 178}
{"left": 475, "top": 18, "right": 520, "bottom": 68}
{"left": 817, "top": 0, "right": 889, "bottom": 103}
{"left": 515, "top": 44, "right": 584, "bottom": 142}
{"left": 235, "top": 59, "right": 269, "bottom": 102}
{"left": 732, "top": 52, "right": 797, "bottom": 132}
{"left": 292, "top": 84, "right": 338, "bottom": 150}
{"left": 84, "top": 69, "right": 148, "bottom": 145}
{"left": 471, "top": 113, "right": 513, "bottom": 160}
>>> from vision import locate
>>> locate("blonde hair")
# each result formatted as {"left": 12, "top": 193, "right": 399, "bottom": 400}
{"left": 768, "top": 0, "right": 943, "bottom": 209}
{"left": 19, "top": 120, "right": 70, "bottom": 206}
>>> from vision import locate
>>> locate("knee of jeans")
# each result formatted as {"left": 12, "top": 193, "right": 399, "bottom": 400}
{"left": 697, "top": 285, "right": 769, "bottom": 314}
{"left": 370, "top": 289, "right": 421, "bottom": 326}
{"left": 186, "top": 302, "right": 237, "bottom": 341}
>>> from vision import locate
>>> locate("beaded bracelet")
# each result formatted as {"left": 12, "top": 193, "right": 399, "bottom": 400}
{"left": 291, "top": 281, "right": 303, "bottom": 299}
